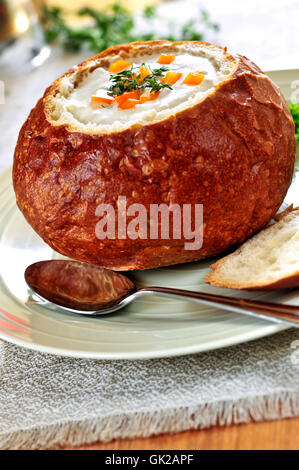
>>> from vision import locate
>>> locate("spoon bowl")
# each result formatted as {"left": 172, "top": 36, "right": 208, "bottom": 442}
{"left": 25, "top": 260, "right": 136, "bottom": 313}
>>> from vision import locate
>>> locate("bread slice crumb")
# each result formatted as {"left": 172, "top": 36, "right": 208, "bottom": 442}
{"left": 205, "top": 208, "right": 299, "bottom": 290}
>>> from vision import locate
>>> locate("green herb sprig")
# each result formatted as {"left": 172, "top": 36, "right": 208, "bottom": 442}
{"left": 107, "top": 65, "right": 172, "bottom": 97}
{"left": 42, "top": 3, "right": 219, "bottom": 53}
{"left": 289, "top": 103, "right": 299, "bottom": 142}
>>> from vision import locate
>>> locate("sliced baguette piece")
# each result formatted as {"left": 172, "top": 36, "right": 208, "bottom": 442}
{"left": 205, "top": 208, "right": 299, "bottom": 290}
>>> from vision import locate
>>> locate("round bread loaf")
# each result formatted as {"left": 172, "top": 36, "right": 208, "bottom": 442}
{"left": 13, "top": 41, "right": 295, "bottom": 270}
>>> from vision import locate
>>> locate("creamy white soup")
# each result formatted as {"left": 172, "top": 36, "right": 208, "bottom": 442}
{"left": 48, "top": 45, "right": 237, "bottom": 133}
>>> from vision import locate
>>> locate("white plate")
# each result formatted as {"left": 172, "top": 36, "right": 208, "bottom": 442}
{"left": 0, "top": 69, "right": 298, "bottom": 359}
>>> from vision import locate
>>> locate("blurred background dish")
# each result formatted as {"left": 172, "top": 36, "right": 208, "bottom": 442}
{"left": 0, "top": 0, "right": 50, "bottom": 73}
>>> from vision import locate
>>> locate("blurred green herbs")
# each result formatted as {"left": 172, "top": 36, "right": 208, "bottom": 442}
{"left": 42, "top": 2, "right": 220, "bottom": 53}
{"left": 289, "top": 103, "right": 299, "bottom": 142}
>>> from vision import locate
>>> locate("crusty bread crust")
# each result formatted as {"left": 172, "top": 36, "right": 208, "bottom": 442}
{"left": 13, "top": 41, "right": 295, "bottom": 270}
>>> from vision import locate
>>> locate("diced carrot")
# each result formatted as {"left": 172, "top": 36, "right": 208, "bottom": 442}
{"left": 139, "top": 90, "right": 160, "bottom": 103}
{"left": 157, "top": 54, "right": 176, "bottom": 65}
{"left": 115, "top": 90, "right": 140, "bottom": 106}
{"left": 138, "top": 65, "right": 151, "bottom": 82}
{"left": 108, "top": 60, "right": 132, "bottom": 73}
{"left": 91, "top": 95, "right": 115, "bottom": 106}
{"left": 118, "top": 98, "right": 140, "bottom": 109}
{"left": 161, "top": 72, "right": 182, "bottom": 86}
{"left": 182, "top": 71, "right": 205, "bottom": 86}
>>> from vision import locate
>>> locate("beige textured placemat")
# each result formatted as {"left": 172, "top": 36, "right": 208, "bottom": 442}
{"left": 0, "top": 329, "right": 298, "bottom": 450}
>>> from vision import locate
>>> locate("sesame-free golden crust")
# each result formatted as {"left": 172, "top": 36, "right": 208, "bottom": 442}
{"left": 13, "top": 41, "right": 295, "bottom": 270}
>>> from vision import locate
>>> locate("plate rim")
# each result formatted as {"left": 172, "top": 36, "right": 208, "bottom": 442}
{"left": 0, "top": 320, "right": 287, "bottom": 359}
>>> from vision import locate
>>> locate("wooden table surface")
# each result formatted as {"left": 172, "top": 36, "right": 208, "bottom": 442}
{"left": 62, "top": 417, "right": 299, "bottom": 450}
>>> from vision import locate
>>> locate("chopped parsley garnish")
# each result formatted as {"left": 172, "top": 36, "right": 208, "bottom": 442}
{"left": 107, "top": 65, "right": 172, "bottom": 97}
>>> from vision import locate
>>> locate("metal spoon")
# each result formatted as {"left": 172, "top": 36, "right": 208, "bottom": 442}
{"left": 25, "top": 260, "right": 299, "bottom": 327}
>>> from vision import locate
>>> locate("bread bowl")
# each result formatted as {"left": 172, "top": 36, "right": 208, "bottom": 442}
{"left": 13, "top": 40, "right": 295, "bottom": 270}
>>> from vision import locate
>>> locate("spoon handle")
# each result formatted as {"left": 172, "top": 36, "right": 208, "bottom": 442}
{"left": 137, "top": 287, "right": 299, "bottom": 327}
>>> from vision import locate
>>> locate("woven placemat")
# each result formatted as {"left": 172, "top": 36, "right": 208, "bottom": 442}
{"left": 0, "top": 328, "right": 298, "bottom": 449}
